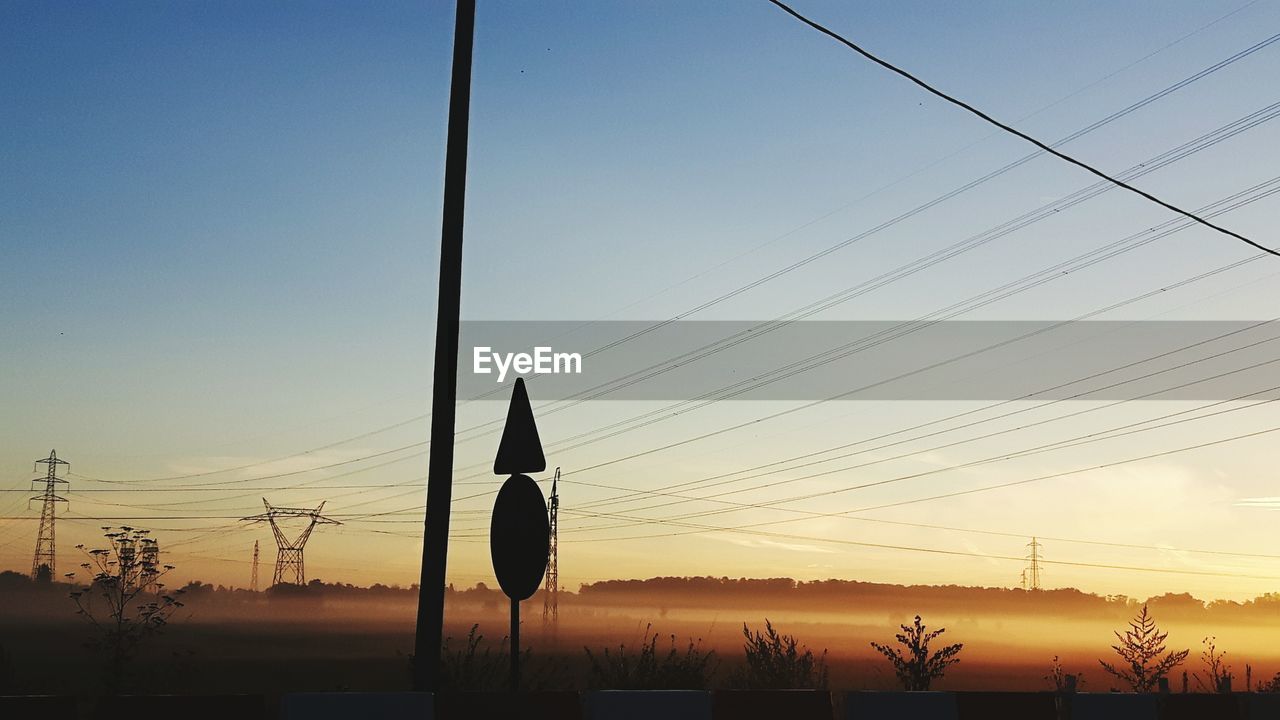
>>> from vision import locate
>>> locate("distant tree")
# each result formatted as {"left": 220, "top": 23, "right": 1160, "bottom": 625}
{"left": 33, "top": 563, "right": 52, "bottom": 584}
{"left": 585, "top": 624, "right": 717, "bottom": 689}
{"left": 871, "top": 615, "right": 963, "bottom": 691}
{"left": 68, "top": 527, "right": 184, "bottom": 694}
{"left": 1098, "top": 604, "right": 1188, "bottom": 692}
{"left": 732, "top": 619, "right": 828, "bottom": 689}
{"left": 0, "top": 570, "right": 30, "bottom": 592}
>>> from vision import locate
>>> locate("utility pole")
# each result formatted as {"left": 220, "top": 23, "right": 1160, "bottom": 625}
{"left": 242, "top": 499, "right": 341, "bottom": 586}
{"left": 30, "top": 450, "right": 69, "bottom": 580}
{"left": 413, "top": 0, "right": 476, "bottom": 693}
{"left": 249, "top": 540, "right": 260, "bottom": 592}
{"left": 1025, "top": 537, "right": 1043, "bottom": 591}
{"left": 542, "top": 467, "right": 560, "bottom": 633}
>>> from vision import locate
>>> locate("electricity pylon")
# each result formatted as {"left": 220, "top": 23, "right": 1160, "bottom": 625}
{"left": 139, "top": 535, "right": 161, "bottom": 593}
{"left": 542, "top": 467, "right": 560, "bottom": 630}
{"left": 242, "top": 499, "right": 340, "bottom": 587}
{"left": 1024, "top": 537, "right": 1043, "bottom": 591}
{"left": 249, "top": 540, "right": 260, "bottom": 592}
{"left": 30, "top": 450, "right": 69, "bottom": 580}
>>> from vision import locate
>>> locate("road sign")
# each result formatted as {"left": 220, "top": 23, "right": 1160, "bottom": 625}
{"left": 489, "top": 473, "right": 550, "bottom": 601}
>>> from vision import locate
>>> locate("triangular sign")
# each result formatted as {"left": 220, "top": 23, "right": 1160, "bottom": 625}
{"left": 493, "top": 377, "right": 546, "bottom": 475}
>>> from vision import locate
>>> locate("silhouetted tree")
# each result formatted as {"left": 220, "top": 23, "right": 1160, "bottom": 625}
{"left": 1098, "top": 604, "right": 1188, "bottom": 692}
{"left": 33, "top": 563, "right": 52, "bottom": 584}
{"left": 68, "top": 527, "right": 184, "bottom": 694}
{"left": 732, "top": 619, "right": 827, "bottom": 689}
{"left": 585, "top": 623, "right": 717, "bottom": 689}
{"left": 871, "top": 615, "right": 963, "bottom": 691}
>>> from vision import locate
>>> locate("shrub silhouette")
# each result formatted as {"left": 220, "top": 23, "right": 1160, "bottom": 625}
{"left": 585, "top": 623, "right": 717, "bottom": 689}
{"left": 434, "top": 624, "right": 513, "bottom": 691}
{"left": 731, "top": 619, "right": 828, "bottom": 689}
{"left": 68, "top": 527, "right": 183, "bottom": 694}
{"left": 871, "top": 615, "right": 963, "bottom": 691}
{"left": 1046, "top": 655, "right": 1084, "bottom": 691}
{"left": 1257, "top": 670, "right": 1280, "bottom": 692}
{"left": 425, "top": 624, "right": 561, "bottom": 691}
{"left": 1098, "top": 604, "right": 1188, "bottom": 692}
{"left": 1193, "top": 636, "right": 1233, "bottom": 693}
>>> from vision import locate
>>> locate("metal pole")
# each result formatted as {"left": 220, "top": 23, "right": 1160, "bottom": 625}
{"left": 510, "top": 598, "right": 520, "bottom": 692}
{"left": 413, "top": 0, "right": 476, "bottom": 692}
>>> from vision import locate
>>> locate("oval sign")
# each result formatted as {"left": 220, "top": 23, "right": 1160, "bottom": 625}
{"left": 490, "top": 473, "right": 550, "bottom": 601}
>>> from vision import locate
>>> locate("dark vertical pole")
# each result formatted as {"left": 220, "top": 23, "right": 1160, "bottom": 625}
{"left": 413, "top": 0, "right": 476, "bottom": 693}
{"left": 510, "top": 599, "right": 520, "bottom": 691}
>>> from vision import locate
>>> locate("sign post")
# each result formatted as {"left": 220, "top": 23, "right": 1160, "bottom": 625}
{"left": 489, "top": 377, "right": 550, "bottom": 691}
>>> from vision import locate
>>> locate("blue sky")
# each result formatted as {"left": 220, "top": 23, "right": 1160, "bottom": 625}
{"left": 3, "top": 1, "right": 1280, "bottom": 595}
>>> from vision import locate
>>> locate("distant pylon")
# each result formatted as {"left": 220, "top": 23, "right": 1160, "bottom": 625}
{"left": 139, "top": 535, "right": 161, "bottom": 593}
{"left": 250, "top": 540, "right": 260, "bottom": 592}
{"left": 542, "top": 467, "right": 560, "bottom": 630}
{"left": 1024, "top": 537, "right": 1043, "bottom": 591}
{"left": 242, "top": 498, "right": 340, "bottom": 587}
{"left": 30, "top": 450, "right": 69, "bottom": 580}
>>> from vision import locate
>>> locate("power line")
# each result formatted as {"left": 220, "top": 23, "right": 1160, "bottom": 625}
{"left": 17, "top": 25, "right": 1277, "bottom": 576}
{"left": 573, "top": 317, "right": 1280, "bottom": 514}
{"left": 541, "top": 422, "right": 1280, "bottom": 552}
{"left": 575, "top": 523, "right": 1280, "bottom": 583}
{"left": 766, "top": 0, "right": 1280, "bottom": 257}
{"left": 534, "top": 176, "right": 1280, "bottom": 475}
{"left": 445, "top": 93, "right": 1280, "bottom": 474}
{"left": 64, "top": 30, "right": 1280, "bottom": 492}
{"left": 521, "top": 385, "right": 1280, "bottom": 535}
{"left": 567, "top": 338, "right": 1280, "bottom": 522}
{"left": 451, "top": 166, "right": 1280, "bottom": 489}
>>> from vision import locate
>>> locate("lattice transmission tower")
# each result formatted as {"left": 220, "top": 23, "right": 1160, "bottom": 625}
{"left": 1024, "top": 537, "right": 1043, "bottom": 591}
{"left": 30, "top": 450, "right": 69, "bottom": 580}
{"left": 242, "top": 499, "right": 340, "bottom": 586}
{"left": 542, "top": 467, "right": 560, "bottom": 630}
{"left": 138, "top": 534, "right": 161, "bottom": 593}
{"left": 250, "top": 540, "right": 260, "bottom": 592}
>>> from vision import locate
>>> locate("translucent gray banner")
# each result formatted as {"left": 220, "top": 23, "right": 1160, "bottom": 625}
{"left": 455, "top": 321, "right": 1280, "bottom": 401}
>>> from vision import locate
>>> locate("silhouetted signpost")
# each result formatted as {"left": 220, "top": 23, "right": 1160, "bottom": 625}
{"left": 490, "top": 377, "right": 550, "bottom": 691}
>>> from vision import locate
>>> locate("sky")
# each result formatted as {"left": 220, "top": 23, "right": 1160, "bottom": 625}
{"left": 3, "top": 0, "right": 1280, "bottom": 601}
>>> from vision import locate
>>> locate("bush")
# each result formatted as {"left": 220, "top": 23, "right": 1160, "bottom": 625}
{"left": 731, "top": 619, "right": 828, "bottom": 689}
{"left": 69, "top": 527, "right": 183, "bottom": 694}
{"left": 871, "top": 615, "right": 963, "bottom": 691}
{"left": 435, "top": 624, "right": 513, "bottom": 691}
{"left": 1193, "top": 636, "right": 1233, "bottom": 693}
{"left": 585, "top": 624, "right": 717, "bottom": 689}
{"left": 1045, "top": 655, "right": 1084, "bottom": 691}
{"left": 419, "top": 624, "right": 562, "bottom": 691}
{"left": 1098, "top": 604, "right": 1188, "bottom": 692}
